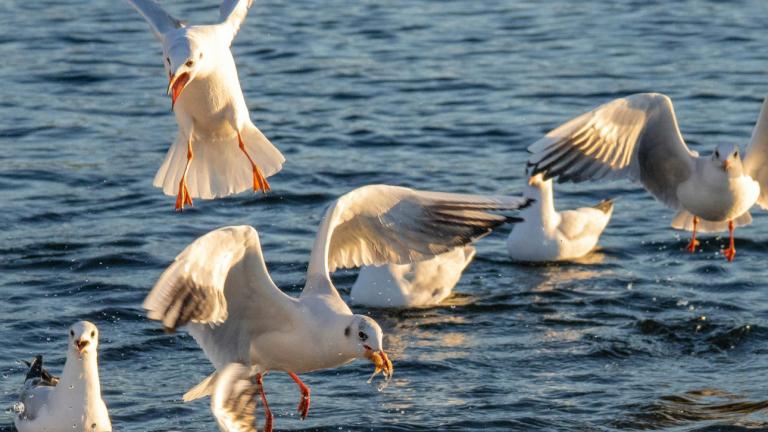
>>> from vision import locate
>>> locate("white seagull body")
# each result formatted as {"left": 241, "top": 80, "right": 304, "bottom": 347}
{"left": 126, "top": 0, "right": 284, "bottom": 210}
{"left": 507, "top": 174, "right": 613, "bottom": 262}
{"left": 14, "top": 322, "right": 111, "bottom": 432}
{"left": 350, "top": 245, "right": 476, "bottom": 308}
{"left": 143, "top": 184, "right": 531, "bottom": 431}
{"left": 527, "top": 93, "right": 768, "bottom": 261}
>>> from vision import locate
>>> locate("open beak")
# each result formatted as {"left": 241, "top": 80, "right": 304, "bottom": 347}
{"left": 722, "top": 160, "right": 731, "bottom": 171}
{"left": 75, "top": 339, "right": 89, "bottom": 354}
{"left": 167, "top": 72, "right": 190, "bottom": 111}
{"left": 364, "top": 346, "right": 393, "bottom": 385}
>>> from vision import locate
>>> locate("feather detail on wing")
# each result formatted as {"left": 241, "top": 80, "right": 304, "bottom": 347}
{"left": 527, "top": 93, "right": 697, "bottom": 209}
{"left": 743, "top": 97, "right": 768, "bottom": 209}
{"left": 126, "top": 0, "right": 183, "bottom": 41}
{"left": 303, "top": 185, "right": 531, "bottom": 296}
{"left": 143, "top": 226, "right": 293, "bottom": 333}
{"left": 211, "top": 363, "right": 258, "bottom": 432}
{"left": 218, "top": 0, "right": 253, "bottom": 43}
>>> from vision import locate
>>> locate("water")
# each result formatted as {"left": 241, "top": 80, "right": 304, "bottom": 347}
{"left": 2, "top": 0, "right": 768, "bottom": 430}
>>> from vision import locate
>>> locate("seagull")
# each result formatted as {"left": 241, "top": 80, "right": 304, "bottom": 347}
{"left": 13, "top": 321, "right": 111, "bottom": 432}
{"left": 143, "top": 184, "right": 531, "bottom": 431}
{"left": 526, "top": 93, "right": 768, "bottom": 261}
{"left": 506, "top": 174, "right": 613, "bottom": 262}
{"left": 126, "top": 0, "right": 284, "bottom": 210}
{"left": 350, "top": 245, "right": 476, "bottom": 307}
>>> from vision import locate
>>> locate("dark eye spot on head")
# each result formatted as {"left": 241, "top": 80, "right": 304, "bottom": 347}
{"left": 90, "top": 330, "right": 95, "bottom": 338}
{"left": 185, "top": 60, "right": 194, "bottom": 67}
{"left": 70, "top": 330, "right": 74, "bottom": 337}
{"left": 199, "top": 52, "right": 203, "bottom": 59}
{"left": 166, "top": 57, "right": 170, "bottom": 65}
{"left": 715, "top": 151, "right": 720, "bottom": 158}
{"left": 344, "top": 326, "right": 350, "bottom": 337}
{"left": 358, "top": 331, "right": 368, "bottom": 341}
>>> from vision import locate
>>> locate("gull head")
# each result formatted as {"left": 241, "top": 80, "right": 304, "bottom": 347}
{"left": 527, "top": 173, "right": 551, "bottom": 188}
{"left": 346, "top": 315, "right": 393, "bottom": 386}
{"left": 68, "top": 321, "right": 99, "bottom": 358}
{"left": 164, "top": 36, "right": 206, "bottom": 110}
{"left": 712, "top": 143, "right": 743, "bottom": 177}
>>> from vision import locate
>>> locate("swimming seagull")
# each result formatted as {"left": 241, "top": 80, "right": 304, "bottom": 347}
{"left": 13, "top": 321, "right": 111, "bottom": 432}
{"left": 526, "top": 93, "right": 768, "bottom": 261}
{"left": 125, "top": 0, "right": 284, "bottom": 210}
{"left": 350, "top": 245, "right": 476, "bottom": 308}
{"left": 507, "top": 174, "right": 613, "bottom": 262}
{"left": 143, "top": 184, "right": 531, "bottom": 431}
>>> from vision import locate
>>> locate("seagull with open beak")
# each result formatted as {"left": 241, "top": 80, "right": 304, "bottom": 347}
{"left": 126, "top": 0, "right": 284, "bottom": 210}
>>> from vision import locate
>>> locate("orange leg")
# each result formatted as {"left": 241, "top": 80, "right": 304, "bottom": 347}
{"left": 255, "top": 373, "right": 273, "bottom": 432}
{"left": 288, "top": 372, "right": 311, "bottom": 420}
{"left": 175, "top": 137, "right": 194, "bottom": 211}
{"left": 722, "top": 220, "right": 736, "bottom": 262}
{"left": 237, "top": 132, "right": 270, "bottom": 193}
{"left": 686, "top": 216, "right": 700, "bottom": 253}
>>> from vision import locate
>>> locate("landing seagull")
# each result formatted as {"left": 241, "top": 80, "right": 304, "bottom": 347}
{"left": 507, "top": 174, "right": 613, "bottom": 262}
{"left": 13, "top": 321, "right": 111, "bottom": 432}
{"left": 126, "top": 0, "right": 284, "bottom": 210}
{"left": 143, "top": 184, "right": 531, "bottom": 431}
{"left": 527, "top": 93, "right": 768, "bottom": 261}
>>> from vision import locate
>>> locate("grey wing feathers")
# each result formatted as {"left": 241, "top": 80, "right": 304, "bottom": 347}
{"left": 126, "top": 0, "right": 183, "bottom": 40}
{"left": 527, "top": 93, "right": 696, "bottom": 209}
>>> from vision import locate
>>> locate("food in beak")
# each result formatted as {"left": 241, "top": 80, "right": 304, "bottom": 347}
{"left": 167, "top": 72, "right": 190, "bottom": 110}
{"left": 75, "top": 339, "right": 89, "bottom": 353}
{"left": 364, "top": 348, "right": 393, "bottom": 389}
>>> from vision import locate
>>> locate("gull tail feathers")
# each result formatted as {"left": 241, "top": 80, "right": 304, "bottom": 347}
{"left": 183, "top": 372, "right": 218, "bottom": 402}
{"left": 153, "top": 123, "right": 284, "bottom": 200}
{"left": 591, "top": 198, "right": 615, "bottom": 214}
{"left": 671, "top": 210, "right": 752, "bottom": 233}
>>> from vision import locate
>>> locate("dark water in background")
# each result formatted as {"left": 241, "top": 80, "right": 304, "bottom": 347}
{"left": 2, "top": 0, "right": 768, "bottom": 430}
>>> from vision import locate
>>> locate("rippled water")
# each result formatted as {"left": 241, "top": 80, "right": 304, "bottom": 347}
{"left": 2, "top": 0, "right": 768, "bottom": 430}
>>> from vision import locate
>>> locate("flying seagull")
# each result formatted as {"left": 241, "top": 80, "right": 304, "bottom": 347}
{"left": 126, "top": 0, "right": 284, "bottom": 210}
{"left": 527, "top": 93, "right": 768, "bottom": 261}
{"left": 144, "top": 184, "right": 531, "bottom": 431}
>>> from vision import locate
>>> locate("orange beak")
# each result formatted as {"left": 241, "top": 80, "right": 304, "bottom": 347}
{"left": 722, "top": 160, "right": 731, "bottom": 171}
{"left": 364, "top": 347, "right": 393, "bottom": 386}
{"left": 75, "top": 339, "right": 89, "bottom": 354}
{"left": 167, "top": 72, "right": 190, "bottom": 111}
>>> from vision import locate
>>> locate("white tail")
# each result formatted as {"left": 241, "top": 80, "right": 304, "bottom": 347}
{"left": 671, "top": 210, "right": 752, "bottom": 233}
{"left": 153, "top": 122, "right": 284, "bottom": 200}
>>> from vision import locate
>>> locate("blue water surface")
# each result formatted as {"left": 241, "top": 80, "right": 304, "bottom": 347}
{"left": 2, "top": 0, "right": 768, "bottom": 430}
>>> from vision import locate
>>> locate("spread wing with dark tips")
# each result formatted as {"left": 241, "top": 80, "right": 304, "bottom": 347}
{"left": 527, "top": 93, "right": 698, "bottom": 209}
{"left": 211, "top": 363, "right": 259, "bottom": 432}
{"left": 304, "top": 184, "right": 532, "bottom": 296}
{"left": 143, "top": 226, "right": 296, "bottom": 333}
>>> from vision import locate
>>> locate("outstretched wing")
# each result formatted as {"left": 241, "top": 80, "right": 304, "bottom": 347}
{"left": 303, "top": 184, "right": 531, "bottom": 296}
{"left": 218, "top": 0, "right": 253, "bottom": 43}
{"left": 211, "top": 363, "right": 258, "bottom": 432}
{"left": 143, "top": 226, "right": 297, "bottom": 333}
{"left": 743, "top": 97, "right": 768, "bottom": 209}
{"left": 527, "top": 93, "right": 697, "bottom": 209}
{"left": 126, "top": 0, "right": 184, "bottom": 41}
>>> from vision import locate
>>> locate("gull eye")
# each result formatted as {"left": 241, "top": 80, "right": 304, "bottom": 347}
{"left": 90, "top": 330, "right": 95, "bottom": 338}
{"left": 166, "top": 57, "right": 170, "bottom": 65}
{"left": 185, "top": 60, "right": 194, "bottom": 67}
{"left": 199, "top": 52, "right": 203, "bottom": 59}
{"left": 734, "top": 151, "right": 739, "bottom": 158}
{"left": 70, "top": 330, "right": 74, "bottom": 337}
{"left": 344, "top": 326, "right": 350, "bottom": 337}
{"left": 715, "top": 151, "right": 720, "bottom": 158}
{"left": 358, "top": 331, "right": 368, "bottom": 341}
